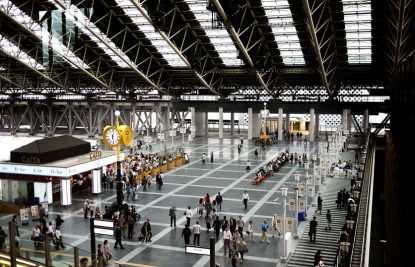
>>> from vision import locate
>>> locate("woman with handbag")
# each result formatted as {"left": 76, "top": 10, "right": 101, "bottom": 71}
{"left": 236, "top": 236, "right": 247, "bottom": 263}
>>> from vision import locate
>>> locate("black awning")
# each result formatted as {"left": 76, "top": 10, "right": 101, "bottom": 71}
{"left": 10, "top": 135, "right": 91, "bottom": 164}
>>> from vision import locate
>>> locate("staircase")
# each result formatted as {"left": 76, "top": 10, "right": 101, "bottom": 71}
{"left": 287, "top": 178, "right": 349, "bottom": 267}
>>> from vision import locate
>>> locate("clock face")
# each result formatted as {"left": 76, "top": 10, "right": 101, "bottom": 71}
{"left": 105, "top": 128, "right": 121, "bottom": 146}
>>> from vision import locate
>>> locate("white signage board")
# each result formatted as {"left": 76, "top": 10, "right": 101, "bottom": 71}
{"left": 31, "top": 205, "right": 39, "bottom": 219}
{"left": 298, "top": 184, "right": 305, "bottom": 197}
{"left": 276, "top": 216, "right": 283, "bottom": 230}
{"left": 169, "top": 130, "right": 176, "bottom": 137}
{"left": 179, "top": 127, "right": 186, "bottom": 134}
{"left": 41, "top": 201, "right": 49, "bottom": 215}
{"left": 94, "top": 228, "right": 114, "bottom": 236}
{"left": 94, "top": 220, "right": 114, "bottom": 228}
{"left": 286, "top": 217, "right": 295, "bottom": 232}
{"left": 185, "top": 246, "right": 210, "bottom": 255}
{"left": 298, "top": 199, "right": 305, "bottom": 212}
{"left": 288, "top": 198, "right": 295, "bottom": 211}
{"left": 284, "top": 232, "right": 292, "bottom": 259}
{"left": 157, "top": 133, "right": 165, "bottom": 140}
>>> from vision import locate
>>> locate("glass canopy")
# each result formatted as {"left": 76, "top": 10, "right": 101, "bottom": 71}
{"left": 343, "top": 0, "right": 372, "bottom": 63}
{"left": 185, "top": 0, "right": 243, "bottom": 66}
{"left": 262, "top": 0, "right": 305, "bottom": 65}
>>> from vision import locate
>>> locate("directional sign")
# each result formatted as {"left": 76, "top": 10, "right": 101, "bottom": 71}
{"left": 169, "top": 130, "right": 176, "bottom": 137}
{"left": 157, "top": 133, "right": 165, "bottom": 140}
{"left": 180, "top": 127, "right": 186, "bottom": 134}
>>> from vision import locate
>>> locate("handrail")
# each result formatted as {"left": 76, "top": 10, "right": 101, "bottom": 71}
{"left": 348, "top": 134, "right": 375, "bottom": 267}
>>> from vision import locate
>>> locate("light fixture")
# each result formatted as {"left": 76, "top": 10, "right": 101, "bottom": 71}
{"left": 114, "top": 110, "right": 121, "bottom": 117}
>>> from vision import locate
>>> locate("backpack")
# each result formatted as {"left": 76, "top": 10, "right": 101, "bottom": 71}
{"left": 262, "top": 224, "right": 267, "bottom": 231}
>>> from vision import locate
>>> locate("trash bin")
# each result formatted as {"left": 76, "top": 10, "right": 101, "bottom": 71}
{"left": 298, "top": 212, "right": 305, "bottom": 221}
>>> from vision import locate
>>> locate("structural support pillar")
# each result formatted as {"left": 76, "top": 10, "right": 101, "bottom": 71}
{"left": 286, "top": 113, "right": 290, "bottom": 133}
{"left": 195, "top": 112, "right": 208, "bottom": 136}
{"left": 162, "top": 106, "right": 171, "bottom": 139}
{"left": 60, "top": 178, "right": 72, "bottom": 206}
{"left": 248, "top": 108, "right": 253, "bottom": 140}
{"left": 347, "top": 109, "right": 352, "bottom": 133}
{"left": 315, "top": 114, "right": 320, "bottom": 138}
{"left": 252, "top": 112, "right": 261, "bottom": 138}
{"left": 342, "top": 109, "right": 348, "bottom": 130}
{"left": 309, "top": 108, "right": 315, "bottom": 142}
{"left": 363, "top": 109, "right": 369, "bottom": 133}
{"left": 278, "top": 108, "right": 283, "bottom": 141}
{"left": 190, "top": 107, "right": 196, "bottom": 138}
{"left": 219, "top": 107, "right": 224, "bottom": 139}
{"left": 92, "top": 169, "right": 102, "bottom": 194}
{"left": 230, "top": 112, "right": 235, "bottom": 135}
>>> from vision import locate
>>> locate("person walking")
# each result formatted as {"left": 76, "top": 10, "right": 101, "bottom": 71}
{"left": 114, "top": 224, "right": 124, "bottom": 249}
{"left": 246, "top": 160, "right": 251, "bottom": 172}
{"left": 309, "top": 216, "right": 318, "bottom": 242}
{"left": 54, "top": 227, "right": 66, "bottom": 250}
{"left": 317, "top": 195, "right": 323, "bottom": 215}
{"left": 55, "top": 215, "right": 64, "bottom": 229}
{"left": 254, "top": 149, "right": 258, "bottom": 158}
{"left": 169, "top": 205, "right": 177, "bottom": 227}
{"left": 236, "top": 215, "right": 244, "bottom": 238}
{"left": 213, "top": 216, "right": 221, "bottom": 240}
{"left": 182, "top": 224, "right": 192, "bottom": 245}
{"left": 240, "top": 135, "right": 243, "bottom": 145}
{"left": 127, "top": 214, "right": 134, "bottom": 239}
{"left": 325, "top": 209, "right": 332, "bottom": 230}
{"left": 337, "top": 190, "right": 343, "bottom": 209}
{"left": 271, "top": 214, "right": 281, "bottom": 238}
{"left": 202, "top": 153, "right": 206, "bottom": 164}
{"left": 260, "top": 219, "right": 270, "bottom": 243}
{"left": 192, "top": 221, "right": 201, "bottom": 246}
{"left": 236, "top": 237, "right": 247, "bottom": 263}
{"left": 205, "top": 211, "right": 212, "bottom": 233}
{"left": 210, "top": 151, "right": 214, "bottom": 163}
{"left": 88, "top": 201, "right": 95, "bottom": 218}
{"left": 83, "top": 199, "right": 89, "bottom": 218}
{"left": 103, "top": 240, "right": 112, "bottom": 262}
{"left": 215, "top": 192, "right": 223, "bottom": 211}
{"left": 185, "top": 206, "right": 193, "bottom": 226}
{"left": 246, "top": 221, "right": 255, "bottom": 242}
{"left": 222, "top": 227, "right": 232, "bottom": 256}
{"left": 141, "top": 218, "right": 152, "bottom": 244}
{"left": 12, "top": 215, "right": 19, "bottom": 237}
{"left": 242, "top": 191, "right": 249, "bottom": 210}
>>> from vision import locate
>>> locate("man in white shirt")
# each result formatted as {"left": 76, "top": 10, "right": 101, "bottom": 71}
{"left": 192, "top": 221, "right": 201, "bottom": 246}
{"left": 242, "top": 191, "right": 249, "bottom": 210}
{"left": 222, "top": 227, "right": 232, "bottom": 256}
{"left": 185, "top": 206, "right": 193, "bottom": 226}
{"left": 246, "top": 221, "right": 255, "bottom": 242}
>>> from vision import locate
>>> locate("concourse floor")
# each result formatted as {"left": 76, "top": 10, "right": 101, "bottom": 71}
{"left": 1, "top": 136, "right": 324, "bottom": 267}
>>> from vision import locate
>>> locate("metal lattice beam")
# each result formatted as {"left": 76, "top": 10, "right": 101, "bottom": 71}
{"left": 303, "top": 0, "right": 338, "bottom": 96}
{"left": 52, "top": 0, "right": 170, "bottom": 95}
{"left": 211, "top": 0, "right": 276, "bottom": 98}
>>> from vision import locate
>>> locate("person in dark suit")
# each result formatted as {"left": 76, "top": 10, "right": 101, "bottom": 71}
{"left": 114, "top": 224, "right": 124, "bottom": 249}
{"left": 309, "top": 216, "right": 318, "bottom": 242}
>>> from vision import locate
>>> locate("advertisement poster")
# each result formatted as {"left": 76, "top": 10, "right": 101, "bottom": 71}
{"left": 288, "top": 198, "right": 295, "bottom": 211}
{"left": 299, "top": 199, "right": 305, "bottom": 212}
{"left": 31, "top": 205, "right": 39, "bottom": 220}
{"left": 20, "top": 208, "right": 29, "bottom": 225}
{"left": 286, "top": 217, "right": 295, "bottom": 232}
{"left": 41, "top": 201, "right": 49, "bottom": 216}
{"left": 276, "top": 216, "right": 283, "bottom": 230}
{"left": 297, "top": 184, "right": 305, "bottom": 197}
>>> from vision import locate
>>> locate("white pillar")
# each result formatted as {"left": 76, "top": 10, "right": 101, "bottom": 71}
{"left": 162, "top": 106, "right": 171, "bottom": 139}
{"left": 363, "top": 109, "right": 369, "bottom": 133}
{"left": 286, "top": 113, "right": 290, "bottom": 133}
{"left": 347, "top": 109, "right": 352, "bottom": 133}
{"left": 190, "top": 107, "right": 196, "bottom": 138}
{"left": 219, "top": 107, "right": 224, "bottom": 139}
{"left": 342, "top": 109, "right": 348, "bottom": 130}
{"left": 253, "top": 112, "right": 261, "bottom": 138}
{"left": 248, "top": 108, "right": 253, "bottom": 139}
{"left": 195, "top": 112, "right": 208, "bottom": 136}
{"left": 309, "top": 109, "right": 315, "bottom": 142}
{"left": 315, "top": 114, "right": 320, "bottom": 138}
{"left": 92, "top": 168, "right": 102, "bottom": 194}
{"left": 60, "top": 179, "right": 72, "bottom": 206}
{"left": 230, "top": 112, "right": 235, "bottom": 135}
{"left": 278, "top": 108, "right": 283, "bottom": 141}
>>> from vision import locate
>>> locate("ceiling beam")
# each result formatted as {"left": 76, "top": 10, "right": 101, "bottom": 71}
{"left": 52, "top": 0, "right": 170, "bottom": 95}
{"left": 211, "top": 0, "right": 276, "bottom": 98}
{"left": 131, "top": 0, "right": 221, "bottom": 96}
{"left": 303, "top": 0, "right": 338, "bottom": 96}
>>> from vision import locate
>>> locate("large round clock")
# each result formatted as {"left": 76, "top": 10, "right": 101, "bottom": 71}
{"left": 118, "top": 125, "right": 134, "bottom": 147}
{"left": 103, "top": 126, "right": 121, "bottom": 147}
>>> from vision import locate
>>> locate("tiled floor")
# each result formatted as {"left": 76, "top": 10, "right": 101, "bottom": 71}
{"left": 1, "top": 137, "right": 327, "bottom": 267}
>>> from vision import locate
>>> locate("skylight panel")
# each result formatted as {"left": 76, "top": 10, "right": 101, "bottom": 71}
{"left": 262, "top": 0, "right": 305, "bottom": 65}
{"left": 343, "top": 0, "right": 372, "bottom": 63}
{"left": 185, "top": 0, "right": 243, "bottom": 66}
{"left": 0, "top": 34, "right": 45, "bottom": 70}
{"left": 0, "top": 0, "right": 88, "bottom": 69}
{"left": 114, "top": 0, "right": 186, "bottom": 67}
{"left": 48, "top": 1, "right": 131, "bottom": 68}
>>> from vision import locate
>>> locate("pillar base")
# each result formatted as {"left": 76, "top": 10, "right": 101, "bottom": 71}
{"left": 280, "top": 256, "right": 288, "bottom": 263}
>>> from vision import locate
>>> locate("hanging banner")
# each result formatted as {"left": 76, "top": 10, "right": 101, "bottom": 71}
{"left": 315, "top": 175, "right": 321, "bottom": 186}
{"left": 276, "top": 216, "right": 283, "bottom": 230}
{"left": 20, "top": 208, "right": 29, "bottom": 225}
{"left": 307, "top": 185, "right": 315, "bottom": 196}
{"left": 298, "top": 199, "right": 305, "bottom": 212}
{"left": 286, "top": 217, "right": 295, "bottom": 232}
{"left": 297, "top": 184, "right": 305, "bottom": 197}
{"left": 288, "top": 198, "right": 296, "bottom": 211}
{"left": 41, "top": 201, "right": 49, "bottom": 216}
{"left": 31, "top": 205, "right": 39, "bottom": 220}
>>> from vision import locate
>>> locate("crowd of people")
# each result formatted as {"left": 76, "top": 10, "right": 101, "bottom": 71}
{"left": 252, "top": 151, "right": 290, "bottom": 182}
